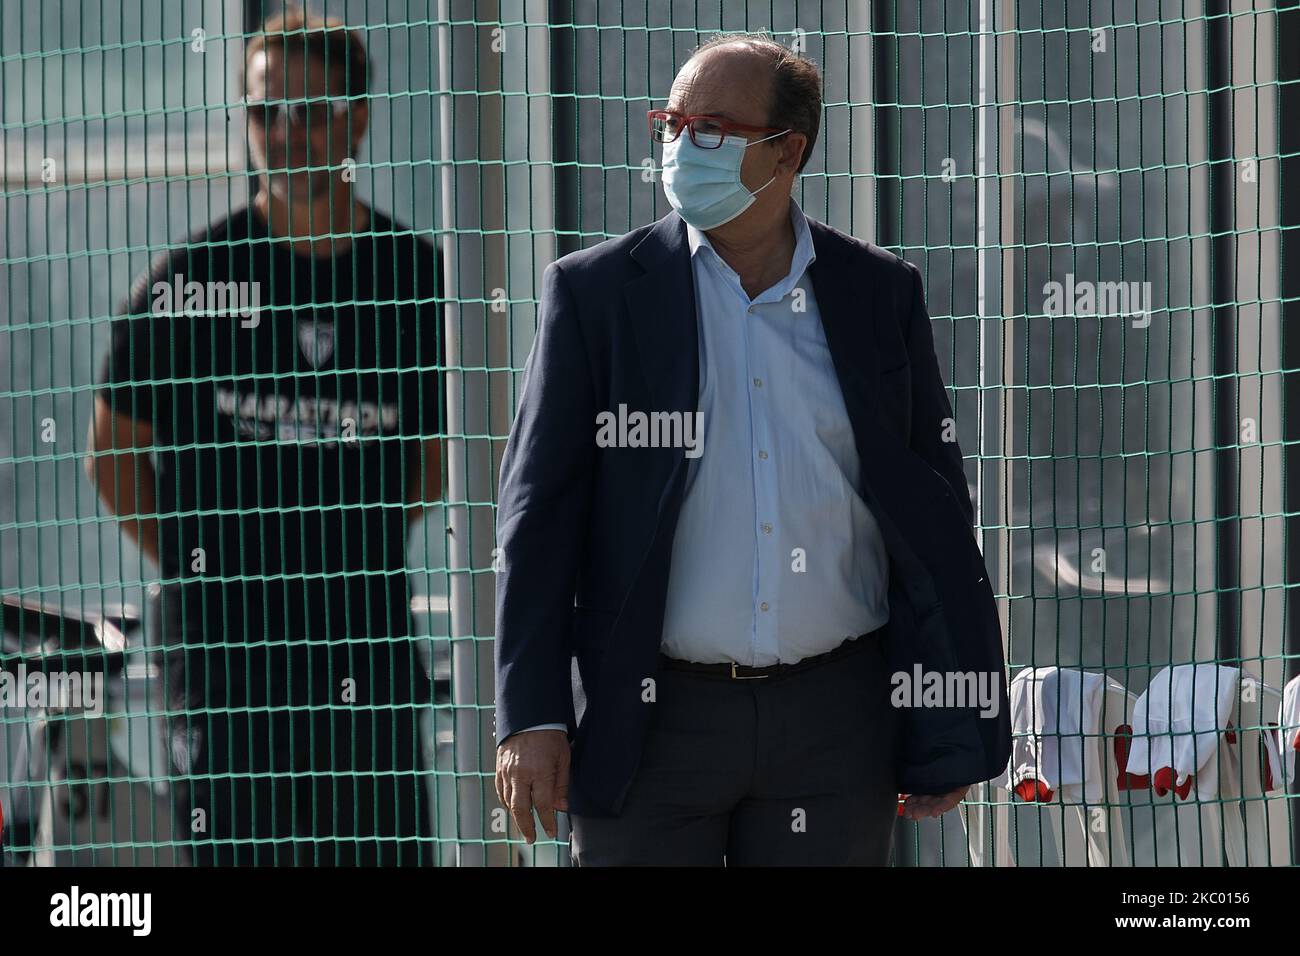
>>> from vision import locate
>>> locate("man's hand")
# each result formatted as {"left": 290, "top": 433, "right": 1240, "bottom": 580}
{"left": 902, "top": 785, "right": 968, "bottom": 821}
{"left": 85, "top": 395, "right": 162, "bottom": 568}
{"left": 495, "top": 728, "right": 571, "bottom": 843}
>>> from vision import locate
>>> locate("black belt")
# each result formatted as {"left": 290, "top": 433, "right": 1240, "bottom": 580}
{"left": 657, "top": 626, "right": 885, "bottom": 681}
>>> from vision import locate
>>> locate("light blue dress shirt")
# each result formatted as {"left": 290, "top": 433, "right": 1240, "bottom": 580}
{"left": 508, "top": 198, "right": 892, "bottom": 737}
{"left": 658, "top": 197, "right": 891, "bottom": 665}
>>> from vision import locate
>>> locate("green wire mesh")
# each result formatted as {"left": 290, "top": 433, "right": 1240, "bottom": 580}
{"left": 0, "top": 1, "right": 1294, "bottom": 866}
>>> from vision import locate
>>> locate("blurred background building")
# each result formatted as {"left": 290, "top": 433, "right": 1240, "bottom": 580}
{"left": 1, "top": 0, "right": 1293, "bottom": 865}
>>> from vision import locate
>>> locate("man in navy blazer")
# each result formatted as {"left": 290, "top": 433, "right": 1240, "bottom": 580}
{"left": 494, "top": 32, "right": 1010, "bottom": 865}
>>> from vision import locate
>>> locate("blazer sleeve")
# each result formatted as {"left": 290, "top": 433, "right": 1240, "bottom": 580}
{"left": 903, "top": 261, "right": 975, "bottom": 529}
{"left": 493, "top": 262, "right": 594, "bottom": 745}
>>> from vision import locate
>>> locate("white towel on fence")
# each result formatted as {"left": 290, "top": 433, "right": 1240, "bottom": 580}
{"left": 1235, "top": 674, "right": 1284, "bottom": 795}
{"left": 1127, "top": 664, "right": 1238, "bottom": 800}
{"left": 1007, "top": 667, "right": 1106, "bottom": 804}
{"left": 1281, "top": 674, "right": 1300, "bottom": 788}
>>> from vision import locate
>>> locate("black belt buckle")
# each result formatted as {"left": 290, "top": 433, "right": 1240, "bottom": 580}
{"left": 660, "top": 629, "right": 879, "bottom": 681}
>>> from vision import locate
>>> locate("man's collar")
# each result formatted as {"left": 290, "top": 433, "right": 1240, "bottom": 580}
{"left": 686, "top": 196, "right": 817, "bottom": 275}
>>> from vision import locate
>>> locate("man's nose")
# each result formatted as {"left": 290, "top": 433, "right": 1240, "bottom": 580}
{"left": 267, "top": 122, "right": 311, "bottom": 154}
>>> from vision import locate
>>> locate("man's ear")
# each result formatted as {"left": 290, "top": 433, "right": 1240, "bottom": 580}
{"left": 782, "top": 132, "right": 807, "bottom": 174}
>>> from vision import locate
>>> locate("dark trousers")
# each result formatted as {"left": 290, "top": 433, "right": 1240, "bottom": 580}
{"left": 169, "top": 703, "right": 431, "bottom": 866}
{"left": 569, "top": 631, "right": 901, "bottom": 866}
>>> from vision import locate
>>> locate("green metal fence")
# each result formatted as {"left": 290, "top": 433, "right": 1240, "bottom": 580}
{"left": 0, "top": 0, "right": 1294, "bottom": 865}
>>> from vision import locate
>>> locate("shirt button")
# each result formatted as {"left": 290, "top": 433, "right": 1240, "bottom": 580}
{"left": 758, "top": 450, "right": 768, "bottom": 460}
{"left": 753, "top": 377, "right": 763, "bottom": 387}
{"left": 759, "top": 602, "right": 770, "bottom": 611}
{"left": 761, "top": 522, "right": 773, "bottom": 534}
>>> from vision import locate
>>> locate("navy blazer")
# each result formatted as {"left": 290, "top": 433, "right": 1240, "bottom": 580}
{"left": 494, "top": 209, "right": 1012, "bottom": 818}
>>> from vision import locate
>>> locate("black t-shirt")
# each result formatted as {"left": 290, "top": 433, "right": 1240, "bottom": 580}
{"left": 97, "top": 204, "right": 440, "bottom": 709}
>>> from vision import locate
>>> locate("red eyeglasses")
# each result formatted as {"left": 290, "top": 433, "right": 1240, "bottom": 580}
{"left": 647, "top": 109, "right": 789, "bottom": 149}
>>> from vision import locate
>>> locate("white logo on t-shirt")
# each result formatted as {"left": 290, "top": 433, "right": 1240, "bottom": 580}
{"left": 214, "top": 385, "right": 399, "bottom": 444}
{"left": 298, "top": 319, "right": 336, "bottom": 368}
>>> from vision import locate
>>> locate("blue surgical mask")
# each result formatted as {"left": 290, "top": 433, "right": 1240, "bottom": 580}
{"left": 660, "top": 128, "right": 791, "bottom": 231}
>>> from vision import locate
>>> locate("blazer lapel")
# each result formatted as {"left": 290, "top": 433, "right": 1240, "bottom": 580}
{"left": 623, "top": 211, "right": 699, "bottom": 500}
{"left": 807, "top": 219, "right": 884, "bottom": 455}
